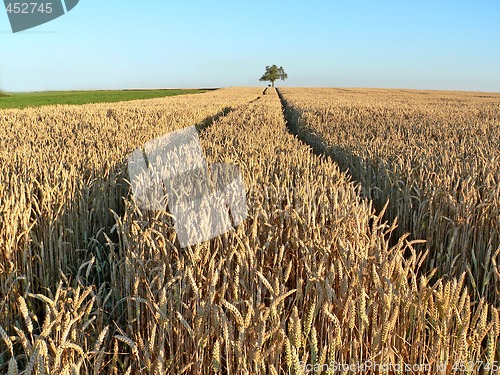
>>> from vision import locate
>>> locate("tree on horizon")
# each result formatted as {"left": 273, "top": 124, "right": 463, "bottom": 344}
{"left": 259, "top": 65, "right": 288, "bottom": 87}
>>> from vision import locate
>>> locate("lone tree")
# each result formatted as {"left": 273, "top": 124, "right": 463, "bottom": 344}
{"left": 259, "top": 65, "right": 287, "bottom": 87}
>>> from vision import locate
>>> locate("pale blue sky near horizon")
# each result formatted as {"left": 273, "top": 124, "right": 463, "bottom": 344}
{"left": 1, "top": 0, "right": 499, "bottom": 92}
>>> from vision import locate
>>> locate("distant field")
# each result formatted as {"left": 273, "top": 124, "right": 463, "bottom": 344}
{"left": 0, "top": 89, "right": 211, "bottom": 109}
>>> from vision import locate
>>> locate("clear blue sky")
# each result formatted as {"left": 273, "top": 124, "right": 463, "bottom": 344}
{"left": 1, "top": 0, "right": 499, "bottom": 92}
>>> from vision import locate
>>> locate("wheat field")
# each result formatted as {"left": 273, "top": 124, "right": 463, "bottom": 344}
{"left": 279, "top": 88, "right": 500, "bottom": 303}
{"left": 0, "top": 88, "right": 499, "bottom": 374}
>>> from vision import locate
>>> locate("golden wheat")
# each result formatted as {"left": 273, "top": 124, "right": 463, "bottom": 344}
{"left": 0, "top": 87, "right": 498, "bottom": 374}
{"left": 279, "top": 87, "right": 500, "bottom": 305}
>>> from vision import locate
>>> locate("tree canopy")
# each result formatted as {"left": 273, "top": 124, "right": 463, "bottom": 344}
{"left": 259, "top": 65, "right": 287, "bottom": 87}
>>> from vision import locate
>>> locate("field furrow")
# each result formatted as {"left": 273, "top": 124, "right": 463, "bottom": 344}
{"left": 0, "top": 87, "right": 261, "bottom": 327}
{"left": 279, "top": 87, "right": 500, "bottom": 304}
{"left": 0, "top": 89, "right": 498, "bottom": 374}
